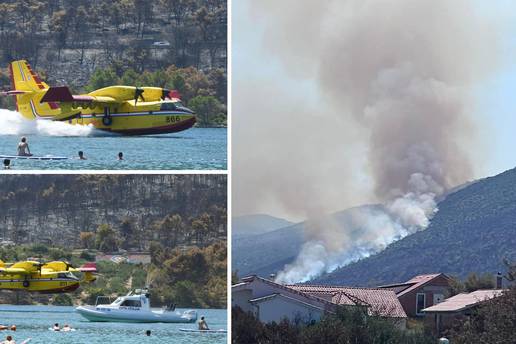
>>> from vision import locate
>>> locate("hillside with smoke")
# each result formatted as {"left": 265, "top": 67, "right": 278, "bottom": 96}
{"left": 234, "top": 0, "right": 501, "bottom": 283}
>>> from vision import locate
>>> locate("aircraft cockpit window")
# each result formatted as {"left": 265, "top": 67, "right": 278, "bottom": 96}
{"left": 160, "top": 102, "right": 177, "bottom": 111}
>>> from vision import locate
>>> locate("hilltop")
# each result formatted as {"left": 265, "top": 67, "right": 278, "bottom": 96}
{"left": 232, "top": 214, "right": 293, "bottom": 238}
{"left": 316, "top": 167, "right": 516, "bottom": 285}
{"left": 234, "top": 167, "right": 516, "bottom": 286}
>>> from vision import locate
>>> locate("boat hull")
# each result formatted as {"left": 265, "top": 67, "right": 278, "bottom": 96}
{"left": 76, "top": 306, "right": 197, "bottom": 323}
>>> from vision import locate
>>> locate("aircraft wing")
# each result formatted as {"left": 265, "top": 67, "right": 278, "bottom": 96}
{"left": 40, "top": 86, "right": 118, "bottom": 105}
{"left": 0, "top": 267, "right": 31, "bottom": 275}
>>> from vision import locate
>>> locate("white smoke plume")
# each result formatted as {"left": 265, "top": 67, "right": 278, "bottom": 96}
{"left": 234, "top": 0, "right": 502, "bottom": 283}
{"left": 0, "top": 109, "right": 95, "bottom": 136}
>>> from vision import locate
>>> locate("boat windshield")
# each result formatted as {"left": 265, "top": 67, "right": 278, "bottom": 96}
{"left": 113, "top": 297, "right": 123, "bottom": 304}
{"left": 120, "top": 299, "right": 142, "bottom": 307}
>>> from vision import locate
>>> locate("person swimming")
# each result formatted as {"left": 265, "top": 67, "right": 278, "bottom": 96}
{"left": 52, "top": 323, "right": 59, "bottom": 331}
{"left": 62, "top": 325, "right": 71, "bottom": 332}
{"left": 145, "top": 330, "right": 151, "bottom": 336}
{"left": 78, "top": 151, "right": 87, "bottom": 160}
{"left": 2, "top": 335, "right": 15, "bottom": 344}
{"left": 3, "top": 159, "right": 10, "bottom": 169}
{"left": 118, "top": 152, "right": 123, "bottom": 160}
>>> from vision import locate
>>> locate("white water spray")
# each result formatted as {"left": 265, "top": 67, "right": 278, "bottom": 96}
{"left": 0, "top": 109, "right": 94, "bottom": 136}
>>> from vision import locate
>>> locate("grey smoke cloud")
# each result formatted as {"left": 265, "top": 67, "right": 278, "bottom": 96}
{"left": 234, "top": 0, "right": 501, "bottom": 282}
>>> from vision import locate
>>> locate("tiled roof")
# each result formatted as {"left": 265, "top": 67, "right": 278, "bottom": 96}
{"left": 236, "top": 275, "right": 337, "bottom": 310}
{"left": 289, "top": 284, "right": 407, "bottom": 318}
{"left": 423, "top": 289, "right": 505, "bottom": 313}
{"left": 379, "top": 273, "right": 446, "bottom": 297}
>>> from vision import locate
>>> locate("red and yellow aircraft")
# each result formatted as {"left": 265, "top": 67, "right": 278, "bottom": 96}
{"left": 1, "top": 60, "right": 196, "bottom": 135}
{"left": 0, "top": 260, "right": 97, "bottom": 293}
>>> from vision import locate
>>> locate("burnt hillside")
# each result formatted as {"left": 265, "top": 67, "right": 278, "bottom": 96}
{"left": 0, "top": 0, "right": 227, "bottom": 87}
{"left": 0, "top": 174, "right": 227, "bottom": 249}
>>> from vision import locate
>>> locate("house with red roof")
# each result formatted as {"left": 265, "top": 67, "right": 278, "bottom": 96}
{"left": 232, "top": 275, "right": 407, "bottom": 328}
{"left": 378, "top": 273, "right": 453, "bottom": 317}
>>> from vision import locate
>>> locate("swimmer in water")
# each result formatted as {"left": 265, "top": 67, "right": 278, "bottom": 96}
{"left": 118, "top": 152, "right": 123, "bottom": 160}
{"left": 3, "top": 335, "right": 15, "bottom": 344}
{"left": 78, "top": 151, "right": 87, "bottom": 160}
{"left": 17, "top": 137, "right": 32, "bottom": 157}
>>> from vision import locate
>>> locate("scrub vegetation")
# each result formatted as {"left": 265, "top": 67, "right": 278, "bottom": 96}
{"left": 232, "top": 306, "right": 435, "bottom": 344}
{"left": 0, "top": 0, "right": 227, "bottom": 126}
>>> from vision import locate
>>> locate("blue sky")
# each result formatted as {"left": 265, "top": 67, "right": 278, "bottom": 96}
{"left": 234, "top": 1, "right": 516, "bottom": 181}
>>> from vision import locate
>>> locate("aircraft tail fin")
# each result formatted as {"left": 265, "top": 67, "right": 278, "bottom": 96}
{"left": 6, "top": 60, "right": 60, "bottom": 119}
{"left": 80, "top": 262, "right": 97, "bottom": 283}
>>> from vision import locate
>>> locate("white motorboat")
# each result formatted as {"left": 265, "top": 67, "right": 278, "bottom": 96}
{"left": 76, "top": 288, "right": 197, "bottom": 323}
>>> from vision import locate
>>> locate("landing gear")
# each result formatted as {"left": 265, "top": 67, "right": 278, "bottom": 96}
{"left": 102, "top": 107, "right": 112, "bottom": 126}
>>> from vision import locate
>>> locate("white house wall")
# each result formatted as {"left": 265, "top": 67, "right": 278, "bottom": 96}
{"left": 256, "top": 297, "right": 324, "bottom": 324}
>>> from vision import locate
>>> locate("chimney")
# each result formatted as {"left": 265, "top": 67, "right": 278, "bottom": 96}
{"left": 496, "top": 272, "right": 503, "bottom": 289}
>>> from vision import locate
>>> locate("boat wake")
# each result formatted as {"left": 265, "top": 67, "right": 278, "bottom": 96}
{"left": 0, "top": 108, "right": 100, "bottom": 137}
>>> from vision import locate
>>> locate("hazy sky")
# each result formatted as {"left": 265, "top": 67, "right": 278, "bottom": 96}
{"left": 233, "top": 1, "right": 516, "bottom": 221}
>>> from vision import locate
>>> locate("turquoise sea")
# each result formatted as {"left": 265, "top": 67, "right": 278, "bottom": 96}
{"left": 0, "top": 109, "right": 227, "bottom": 170}
{"left": 0, "top": 305, "right": 227, "bottom": 344}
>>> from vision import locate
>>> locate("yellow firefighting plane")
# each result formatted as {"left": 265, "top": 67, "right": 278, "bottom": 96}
{"left": 0, "top": 260, "right": 96, "bottom": 293}
{"left": 0, "top": 60, "right": 196, "bottom": 135}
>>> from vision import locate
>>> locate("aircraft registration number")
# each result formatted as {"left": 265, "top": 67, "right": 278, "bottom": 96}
{"left": 166, "top": 116, "right": 182, "bottom": 123}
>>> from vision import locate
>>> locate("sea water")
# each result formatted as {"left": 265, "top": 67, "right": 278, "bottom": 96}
{"left": 0, "top": 305, "right": 227, "bottom": 344}
{"left": 0, "top": 110, "right": 227, "bottom": 170}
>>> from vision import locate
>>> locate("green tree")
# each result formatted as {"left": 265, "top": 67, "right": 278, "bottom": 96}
{"left": 79, "top": 232, "right": 95, "bottom": 249}
{"left": 95, "top": 224, "right": 119, "bottom": 252}
{"left": 188, "top": 95, "right": 223, "bottom": 127}
{"left": 86, "top": 68, "right": 119, "bottom": 92}
{"left": 464, "top": 272, "right": 495, "bottom": 292}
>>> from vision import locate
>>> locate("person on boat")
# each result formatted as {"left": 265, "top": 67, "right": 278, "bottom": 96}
{"left": 62, "top": 325, "right": 71, "bottom": 332}
{"left": 78, "top": 151, "right": 87, "bottom": 160}
{"left": 145, "top": 330, "right": 151, "bottom": 336}
{"left": 17, "top": 137, "right": 32, "bottom": 157}
{"left": 198, "top": 316, "right": 209, "bottom": 331}
{"left": 52, "top": 323, "right": 59, "bottom": 331}
{"left": 2, "top": 335, "right": 15, "bottom": 344}
{"left": 118, "top": 152, "right": 124, "bottom": 160}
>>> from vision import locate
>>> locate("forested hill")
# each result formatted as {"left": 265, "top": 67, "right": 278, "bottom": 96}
{"left": 0, "top": 174, "right": 227, "bottom": 250}
{"left": 315, "top": 167, "right": 516, "bottom": 286}
{"left": 0, "top": 0, "right": 227, "bottom": 126}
